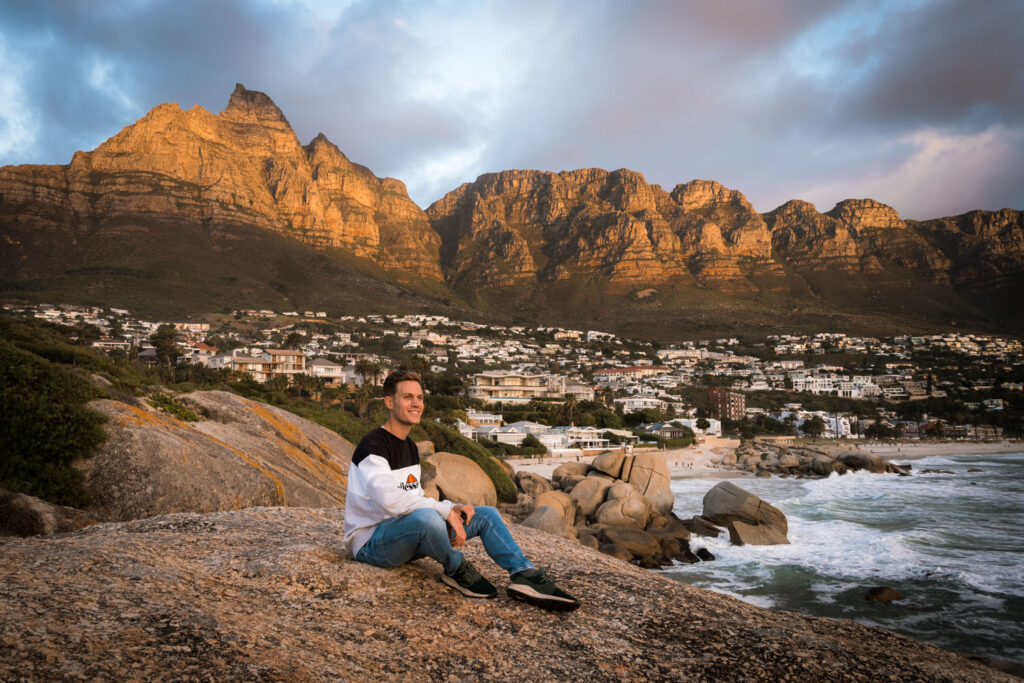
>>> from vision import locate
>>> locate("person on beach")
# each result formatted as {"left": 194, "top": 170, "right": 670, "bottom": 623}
{"left": 343, "top": 370, "right": 580, "bottom": 611}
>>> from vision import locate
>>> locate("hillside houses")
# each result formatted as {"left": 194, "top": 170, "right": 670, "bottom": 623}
{"left": 7, "top": 303, "right": 1021, "bottom": 443}
{"left": 469, "top": 370, "right": 594, "bottom": 404}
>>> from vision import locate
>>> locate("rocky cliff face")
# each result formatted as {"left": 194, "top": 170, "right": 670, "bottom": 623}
{"left": 0, "top": 507, "right": 1011, "bottom": 681}
{"left": 428, "top": 170, "right": 1021, "bottom": 308}
{"left": 913, "top": 209, "right": 1024, "bottom": 285}
{"left": 765, "top": 198, "right": 953, "bottom": 278}
{"left": 0, "top": 84, "right": 441, "bottom": 281}
{"left": 428, "top": 170, "right": 779, "bottom": 290}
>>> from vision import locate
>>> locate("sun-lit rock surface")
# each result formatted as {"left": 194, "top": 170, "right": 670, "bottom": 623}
{"left": 80, "top": 391, "right": 351, "bottom": 522}
{"left": 0, "top": 507, "right": 1011, "bottom": 681}
{"left": 0, "top": 84, "right": 441, "bottom": 281}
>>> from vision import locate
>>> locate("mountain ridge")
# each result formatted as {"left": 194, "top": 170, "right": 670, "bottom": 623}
{"left": 1, "top": 85, "right": 1021, "bottom": 335}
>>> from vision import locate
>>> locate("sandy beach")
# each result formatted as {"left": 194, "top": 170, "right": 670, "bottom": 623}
{"left": 858, "top": 440, "right": 1024, "bottom": 460}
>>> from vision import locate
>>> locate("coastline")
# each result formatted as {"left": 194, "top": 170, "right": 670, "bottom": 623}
{"left": 507, "top": 436, "right": 741, "bottom": 480}
{"left": 507, "top": 438, "right": 1023, "bottom": 480}
{"left": 509, "top": 437, "right": 1023, "bottom": 671}
{"left": 858, "top": 440, "right": 1023, "bottom": 461}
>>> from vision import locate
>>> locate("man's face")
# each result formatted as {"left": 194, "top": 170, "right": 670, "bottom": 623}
{"left": 386, "top": 380, "right": 424, "bottom": 426}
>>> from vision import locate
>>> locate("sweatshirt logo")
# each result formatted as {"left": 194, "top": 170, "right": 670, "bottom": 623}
{"left": 399, "top": 473, "right": 419, "bottom": 491}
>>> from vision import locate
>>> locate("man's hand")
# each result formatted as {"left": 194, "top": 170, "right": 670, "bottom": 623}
{"left": 454, "top": 504, "right": 475, "bottom": 526}
{"left": 446, "top": 508, "right": 467, "bottom": 548}
{"left": 446, "top": 505, "right": 474, "bottom": 548}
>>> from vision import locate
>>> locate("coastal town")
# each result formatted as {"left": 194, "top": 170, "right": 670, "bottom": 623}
{"left": 6, "top": 301, "right": 1020, "bottom": 452}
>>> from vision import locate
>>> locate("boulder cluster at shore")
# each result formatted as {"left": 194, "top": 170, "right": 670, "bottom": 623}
{"left": 476, "top": 450, "right": 792, "bottom": 568}
{"left": 718, "top": 440, "right": 910, "bottom": 478}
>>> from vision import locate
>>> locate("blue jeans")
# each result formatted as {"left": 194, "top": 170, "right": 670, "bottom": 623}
{"left": 356, "top": 506, "right": 534, "bottom": 577}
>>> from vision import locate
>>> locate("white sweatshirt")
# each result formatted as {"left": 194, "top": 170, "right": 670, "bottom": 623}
{"left": 343, "top": 426, "right": 454, "bottom": 558}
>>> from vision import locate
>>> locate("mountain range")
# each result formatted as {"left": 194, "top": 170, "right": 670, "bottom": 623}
{"left": 2, "top": 84, "right": 1021, "bottom": 337}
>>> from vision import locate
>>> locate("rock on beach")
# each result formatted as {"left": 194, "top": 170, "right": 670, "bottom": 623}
{"left": 702, "top": 481, "right": 789, "bottom": 545}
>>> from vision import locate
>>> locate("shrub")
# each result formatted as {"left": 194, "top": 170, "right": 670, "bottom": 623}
{"left": 147, "top": 392, "right": 199, "bottom": 422}
{"left": 0, "top": 340, "right": 107, "bottom": 507}
{"left": 521, "top": 433, "right": 543, "bottom": 450}
{"left": 477, "top": 435, "right": 547, "bottom": 457}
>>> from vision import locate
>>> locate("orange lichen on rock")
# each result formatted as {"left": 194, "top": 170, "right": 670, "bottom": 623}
{"left": 202, "top": 433, "right": 287, "bottom": 505}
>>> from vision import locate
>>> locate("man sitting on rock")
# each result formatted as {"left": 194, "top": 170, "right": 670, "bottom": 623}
{"left": 344, "top": 370, "right": 579, "bottom": 611}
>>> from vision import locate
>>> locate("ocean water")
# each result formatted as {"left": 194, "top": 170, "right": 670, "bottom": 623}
{"left": 662, "top": 453, "right": 1024, "bottom": 664}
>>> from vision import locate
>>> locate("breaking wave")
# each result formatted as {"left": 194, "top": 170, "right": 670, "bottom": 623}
{"left": 663, "top": 452, "right": 1024, "bottom": 664}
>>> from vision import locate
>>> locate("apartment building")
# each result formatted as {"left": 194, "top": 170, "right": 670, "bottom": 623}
{"left": 708, "top": 386, "right": 746, "bottom": 421}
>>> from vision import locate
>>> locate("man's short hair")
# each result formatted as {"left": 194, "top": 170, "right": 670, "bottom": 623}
{"left": 382, "top": 370, "right": 423, "bottom": 397}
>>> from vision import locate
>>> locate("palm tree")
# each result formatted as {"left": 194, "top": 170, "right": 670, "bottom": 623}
{"left": 561, "top": 394, "right": 578, "bottom": 426}
{"left": 371, "top": 361, "right": 385, "bottom": 386}
{"left": 354, "top": 382, "right": 374, "bottom": 419}
{"left": 354, "top": 358, "right": 375, "bottom": 387}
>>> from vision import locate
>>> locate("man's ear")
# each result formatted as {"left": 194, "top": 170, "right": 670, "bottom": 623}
{"left": 383, "top": 395, "right": 393, "bottom": 410}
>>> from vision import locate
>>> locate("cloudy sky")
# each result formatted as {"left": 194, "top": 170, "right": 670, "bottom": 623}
{"left": 1, "top": 0, "right": 1022, "bottom": 219}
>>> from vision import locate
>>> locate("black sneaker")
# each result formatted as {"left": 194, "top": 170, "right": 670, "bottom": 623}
{"left": 441, "top": 558, "right": 497, "bottom": 599}
{"left": 506, "top": 569, "right": 580, "bottom": 612}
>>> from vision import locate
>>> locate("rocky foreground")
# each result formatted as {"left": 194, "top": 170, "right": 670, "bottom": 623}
{"left": 0, "top": 507, "right": 1011, "bottom": 682}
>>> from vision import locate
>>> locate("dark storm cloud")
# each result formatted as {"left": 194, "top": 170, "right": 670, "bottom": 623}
{"left": 0, "top": 0, "right": 1021, "bottom": 218}
{"left": 831, "top": 1, "right": 1024, "bottom": 130}
{"left": 0, "top": 0, "right": 301, "bottom": 160}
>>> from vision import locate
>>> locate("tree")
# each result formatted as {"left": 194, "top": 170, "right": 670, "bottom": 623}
{"left": 354, "top": 382, "right": 375, "bottom": 419}
{"left": 265, "top": 375, "right": 290, "bottom": 393}
{"left": 802, "top": 415, "right": 827, "bottom": 438}
{"left": 402, "top": 355, "right": 429, "bottom": 377}
{"left": 354, "top": 359, "right": 377, "bottom": 387}
{"left": 290, "top": 373, "right": 323, "bottom": 399}
{"left": 425, "top": 371, "right": 464, "bottom": 396}
{"left": 150, "top": 324, "right": 180, "bottom": 368}
{"left": 284, "top": 332, "right": 305, "bottom": 349}
{"left": 0, "top": 341, "right": 107, "bottom": 507}
{"left": 561, "top": 394, "right": 578, "bottom": 426}
{"left": 521, "top": 433, "right": 545, "bottom": 452}
{"left": 924, "top": 420, "right": 946, "bottom": 439}
{"left": 865, "top": 419, "right": 897, "bottom": 440}
{"left": 321, "top": 384, "right": 349, "bottom": 406}
{"left": 696, "top": 417, "right": 710, "bottom": 432}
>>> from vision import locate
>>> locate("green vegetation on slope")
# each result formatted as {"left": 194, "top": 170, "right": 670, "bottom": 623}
{"left": 0, "top": 339, "right": 107, "bottom": 507}
{"left": 2, "top": 220, "right": 463, "bottom": 321}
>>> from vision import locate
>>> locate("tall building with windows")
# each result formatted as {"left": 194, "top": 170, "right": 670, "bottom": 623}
{"left": 708, "top": 386, "right": 746, "bottom": 420}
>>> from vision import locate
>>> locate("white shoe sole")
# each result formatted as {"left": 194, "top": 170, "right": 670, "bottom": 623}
{"left": 506, "top": 583, "right": 580, "bottom": 611}
{"left": 440, "top": 573, "right": 496, "bottom": 598}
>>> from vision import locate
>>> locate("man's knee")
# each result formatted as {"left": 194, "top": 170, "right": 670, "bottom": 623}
{"left": 407, "top": 508, "right": 447, "bottom": 536}
{"left": 475, "top": 506, "right": 503, "bottom": 526}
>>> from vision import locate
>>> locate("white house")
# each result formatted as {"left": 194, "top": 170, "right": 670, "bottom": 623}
{"left": 613, "top": 396, "right": 666, "bottom": 412}
{"left": 308, "top": 358, "right": 345, "bottom": 384}
{"left": 673, "top": 417, "right": 722, "bottom": 437}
